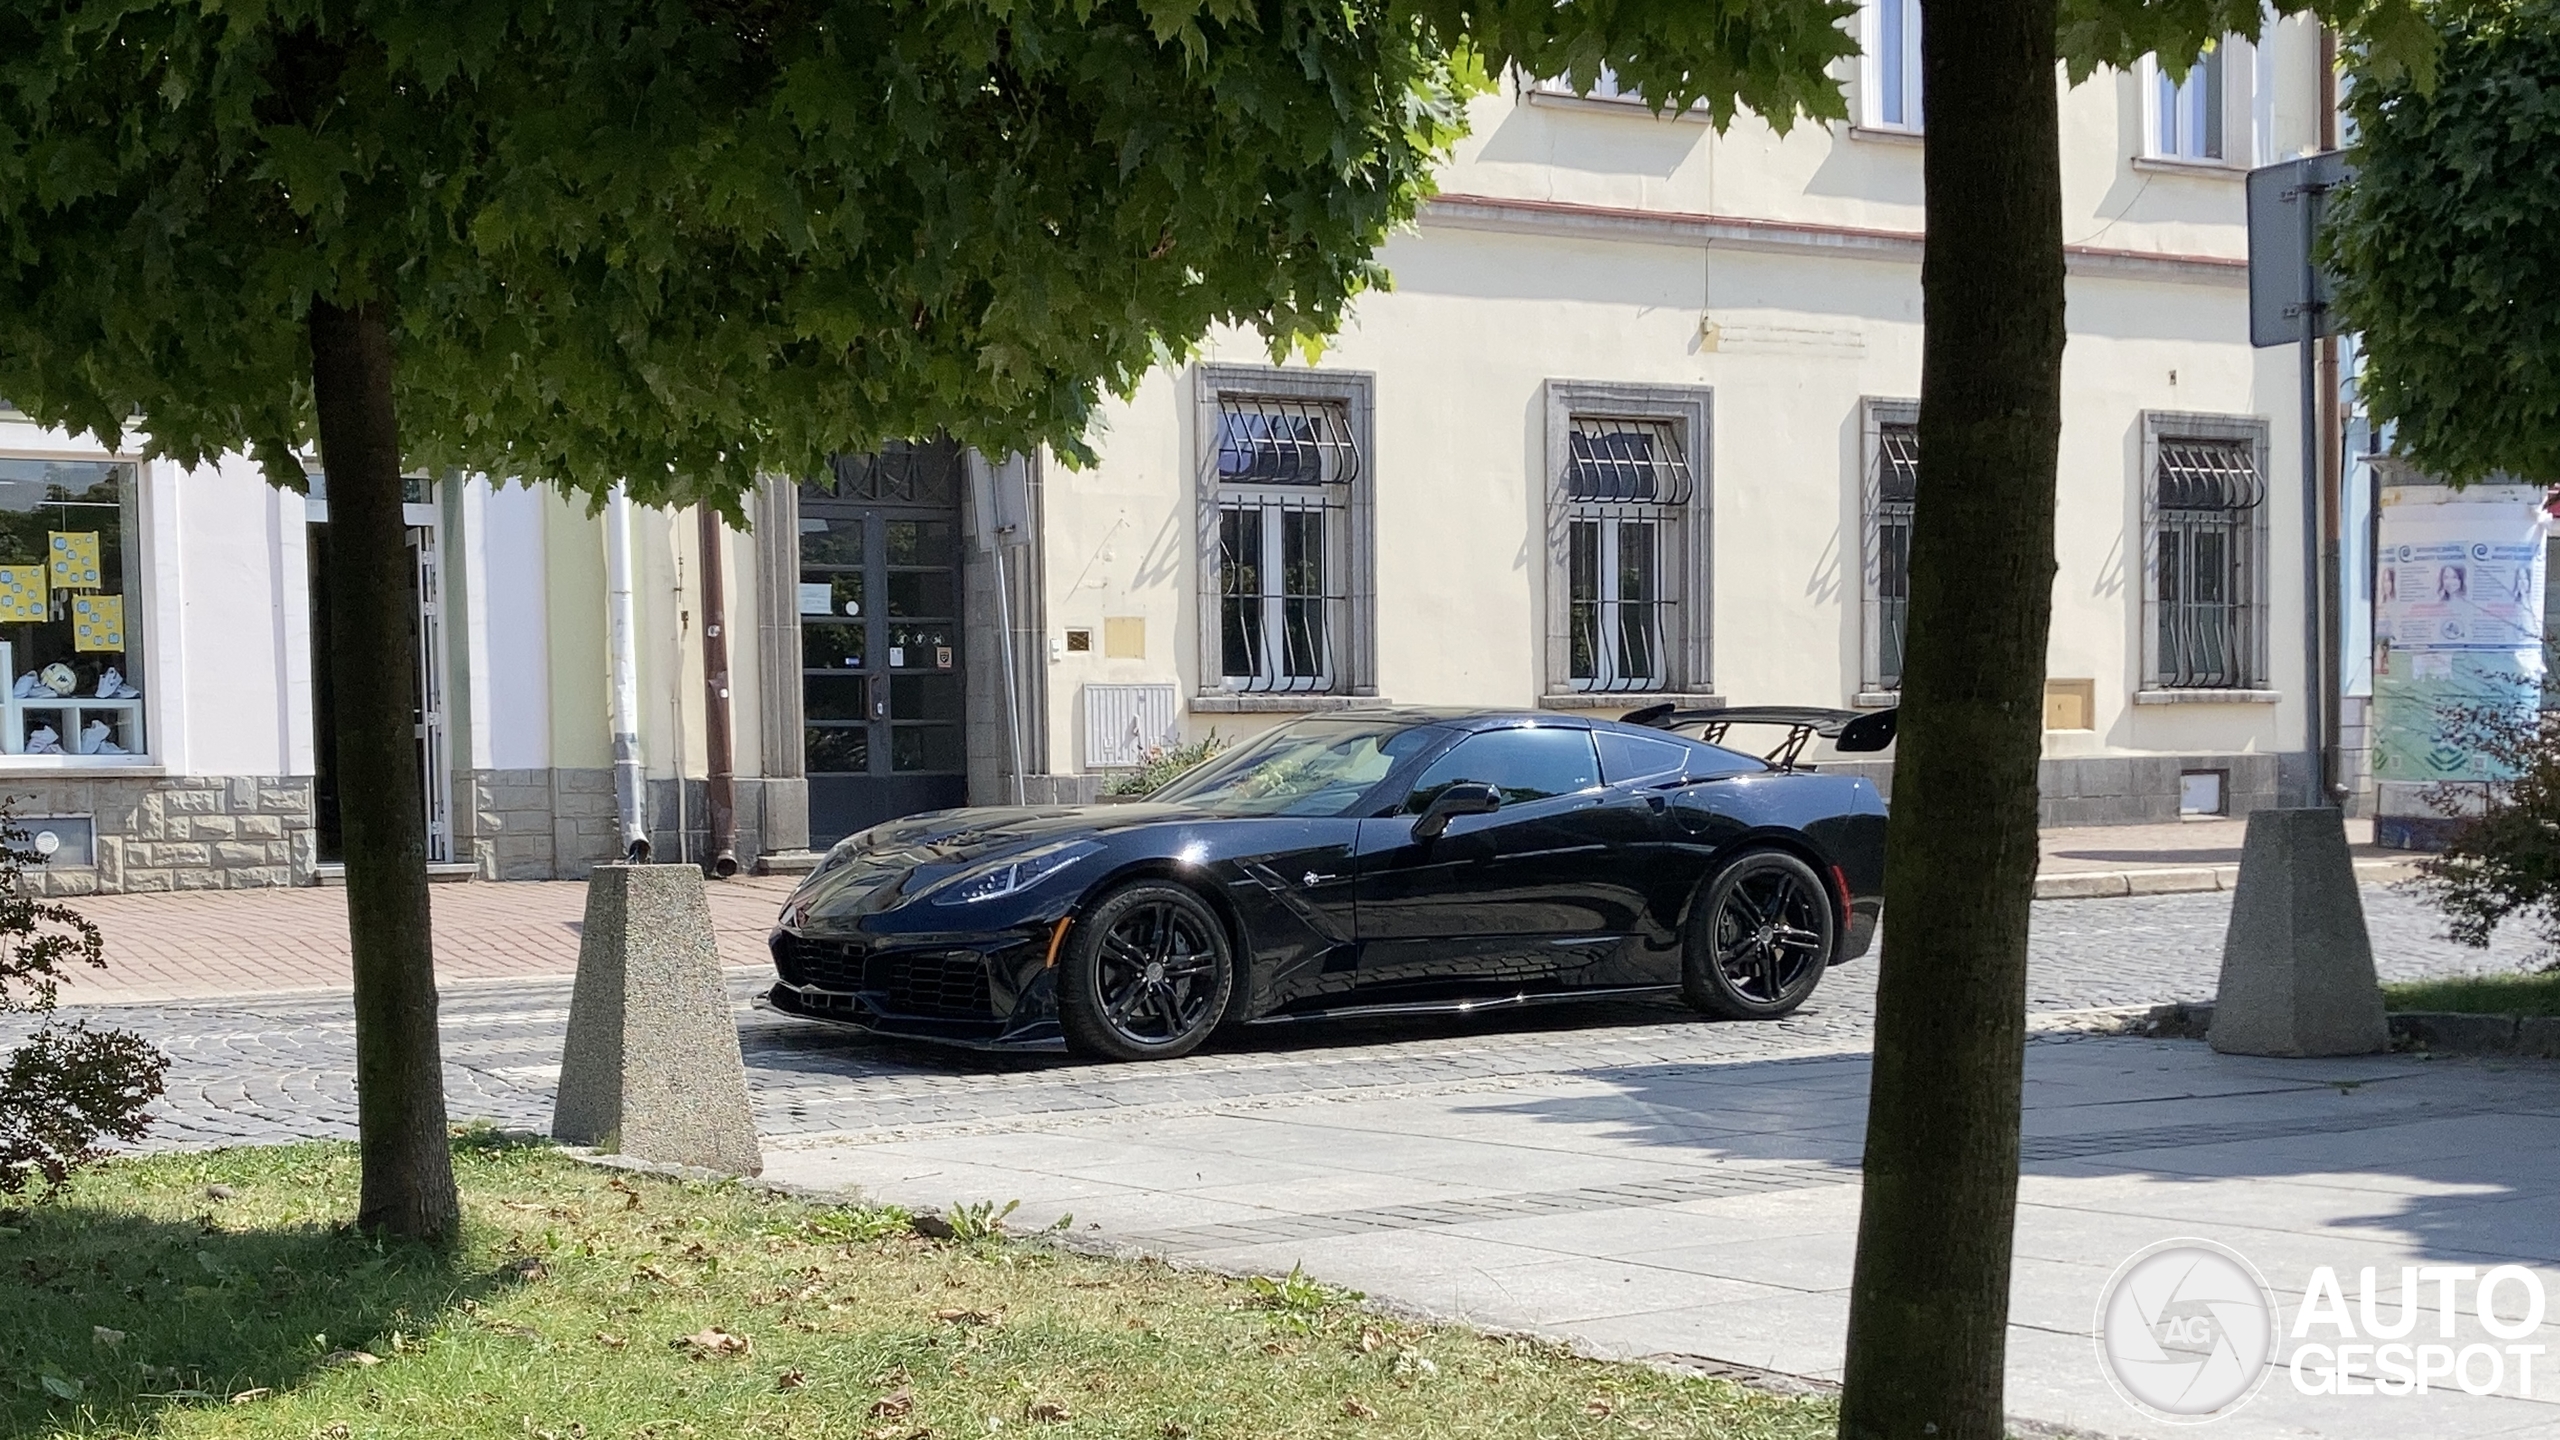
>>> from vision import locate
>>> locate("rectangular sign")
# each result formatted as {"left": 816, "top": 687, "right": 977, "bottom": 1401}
{"left": 2247, "top": 150, "right": 2352, "bottom": 348}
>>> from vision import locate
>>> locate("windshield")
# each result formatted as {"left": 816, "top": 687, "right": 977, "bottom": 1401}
{"left": 1152, "top": 719, "right": 1447, "bottom": 817}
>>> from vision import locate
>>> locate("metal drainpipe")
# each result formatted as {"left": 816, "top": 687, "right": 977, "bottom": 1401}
{"left": 697, "top": 504, "right": 740, "bottom": 876}
{"left": 605, "top": 486, "right": 651, "bottom": 860}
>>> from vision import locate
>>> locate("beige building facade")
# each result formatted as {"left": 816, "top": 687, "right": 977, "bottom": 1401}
{"left": 0, "top": 13, "right": 2342, "bottom": 892}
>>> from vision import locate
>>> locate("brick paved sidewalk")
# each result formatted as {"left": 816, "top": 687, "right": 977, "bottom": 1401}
{"left": 56, "top": 874, "right": 798, "bottom": 1003}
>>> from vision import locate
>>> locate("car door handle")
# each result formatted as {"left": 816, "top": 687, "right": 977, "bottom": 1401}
{"left": 1301, "top": 871, "right": 1340, "bottom": 886}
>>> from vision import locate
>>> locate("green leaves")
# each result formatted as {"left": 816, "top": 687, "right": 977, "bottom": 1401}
{"left": 2330, "top": 0, "right": 2560, "bottom": 484}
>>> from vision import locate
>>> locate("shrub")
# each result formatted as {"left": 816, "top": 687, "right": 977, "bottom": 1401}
{"left": 0, "top": 805, "right": 166, "bottom": 1192}
{"left": 1105, "top": 733, "right": 1226, "bottom": 797}
{"left": 2408, "top": 703, "right": 2560, "bottom": 961}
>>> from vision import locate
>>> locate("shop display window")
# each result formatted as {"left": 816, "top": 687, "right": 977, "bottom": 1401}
{"left": 0, "top": 459, "right": 143, "bottom": 757}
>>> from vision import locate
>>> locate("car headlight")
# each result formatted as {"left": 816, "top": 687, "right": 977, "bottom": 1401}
{"left": 928, "top": 841, "right": 1100, "bottom": 906}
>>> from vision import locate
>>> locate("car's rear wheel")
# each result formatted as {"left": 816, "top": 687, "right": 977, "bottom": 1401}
{"left": 1059, "top": 882, "right": 1235, "bottom": 1062}
{"left": 1681, "top": 848, "right": 1835, "bottom": 1020}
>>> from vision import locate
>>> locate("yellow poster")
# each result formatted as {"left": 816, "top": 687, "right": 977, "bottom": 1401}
{"left": 48, "top": 532, "right": 100, "bottom": 590}
{"left": 0, "top": 565, "right": 45, "bottom": 622}
{"left": 72, "top": 594, "right": 123, "bottom": 652}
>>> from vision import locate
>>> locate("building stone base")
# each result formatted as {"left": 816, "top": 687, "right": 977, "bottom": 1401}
{"left": 0, "top": 774, "right": 316, "bottom": 896}
{"left": 1816, "top": 751, "right": 2303, "bottom": 826}
{"left": 455, "top": 768, "right": 800, "bottom": 880}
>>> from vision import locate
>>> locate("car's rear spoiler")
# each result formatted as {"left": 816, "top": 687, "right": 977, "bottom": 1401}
{"left": 1618, "top": 703, "right": 1898, "bottom": 771}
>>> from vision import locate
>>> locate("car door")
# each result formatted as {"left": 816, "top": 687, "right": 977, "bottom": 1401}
{"left": 1351, "top": 725, "right": 1656, "bottom": 997}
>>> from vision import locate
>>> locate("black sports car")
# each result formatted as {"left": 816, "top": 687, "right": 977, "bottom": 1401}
{"left": 765, "top": 706, "right": 1892, "bottom": 1061}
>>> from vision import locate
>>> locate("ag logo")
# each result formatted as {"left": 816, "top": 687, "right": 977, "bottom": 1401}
{"left": 2095, "top": 1239, "right": 2278, "bottom": 1422}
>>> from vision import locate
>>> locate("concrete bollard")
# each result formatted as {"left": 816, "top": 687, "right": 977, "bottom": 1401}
{"left": 552, "top": 864, "right": 762, "bottom": 1174}
{"left": 2209, "top": 808, "right": 2390, "bottom": 1058}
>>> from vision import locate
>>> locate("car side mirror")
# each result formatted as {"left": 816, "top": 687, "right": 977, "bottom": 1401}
{"left": 1411, "top": 782, "right": 1502, "bottom": 841}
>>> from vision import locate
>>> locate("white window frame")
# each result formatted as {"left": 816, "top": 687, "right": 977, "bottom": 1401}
{"left": 1858, "top": 397, "right": 1921, "bottom": 701}
{"left": 1860, "top": 0, "right": 1924, "bottom": 132}
{"left": 2140, "top": 40, "right": 2256, "bottom": 165}
{"left": 2140, "top": 413, "right": 2272, "bottom": 693}
{"left": 1541, "top": 382, "right": 1714, "bottom": 702}
{"left": 1193, "top": 366, "right": 1375, "bottom": 701}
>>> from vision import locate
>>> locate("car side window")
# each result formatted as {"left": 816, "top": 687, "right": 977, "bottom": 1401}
{"left": 1595, "top": 730, "right": 1693, "bottom": 785}
{"left": 1405, "top": 728, "right": 1601, "bottom": 812}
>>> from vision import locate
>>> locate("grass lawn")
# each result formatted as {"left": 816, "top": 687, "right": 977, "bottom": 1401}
{"left": 2383, "top": 970, "right": 2560, "bottom": 1017}
{"left": 1, "top": 1135, "right": 1834, "bottom": 1439}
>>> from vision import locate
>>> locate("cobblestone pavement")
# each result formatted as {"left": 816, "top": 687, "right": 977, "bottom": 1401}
{"left": 32, "top": 883, "right": 2538, "bottom": 1153}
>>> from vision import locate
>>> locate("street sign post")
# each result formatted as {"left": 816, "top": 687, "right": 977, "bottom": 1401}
{"left": 2248, "top": 151, "right": 2354, "bottom": 807}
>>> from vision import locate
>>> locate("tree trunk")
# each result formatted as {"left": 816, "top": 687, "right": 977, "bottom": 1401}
{"left": 307, "top": 298, "right": 459, "bottom": 1241}
{"left": 1837, "top": 0, "right": 2063, "bottom": 1435}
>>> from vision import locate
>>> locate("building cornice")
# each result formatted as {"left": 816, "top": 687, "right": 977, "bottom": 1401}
{"left": 1420, "top": 192, "right": 2250, "bottom": 287}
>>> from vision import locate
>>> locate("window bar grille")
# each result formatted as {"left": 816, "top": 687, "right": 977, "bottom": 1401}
{"left": 1214, "top": 395, "right": 1356, "bottom": 694}
{"left": 1874, "top": 422, "right": 1919, "bottom": 691}
{"left": 1563, "top": 416, "right": 1689, "bottom": 693}
{"left": 2155, "top": 438, "right": 2261, "bottom": 689}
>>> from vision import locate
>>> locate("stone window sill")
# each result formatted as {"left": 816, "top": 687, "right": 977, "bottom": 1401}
{"left": 0, "top": 758, "right": 163, "bottom": 774}
{"left": 1539, "top": 692, "right": 1724, "bottom": 712}
{"left": 2133, "top": 688, "right": 2281, "bottom": 705}
{"left": 1848, "top": 124, "right": 1924, "bottom": 148}
{"left": 1190, "top": 693, "right": 1385, "bottom": 714}
{"left": 1522, "top": 89, "right": 1712, "bottom": 125}
{"left": 1852, "top": 691, "right": 1900, "bottom": 709}
{"left": 2131, "top": 155, "right": 2248, "bottom": 179}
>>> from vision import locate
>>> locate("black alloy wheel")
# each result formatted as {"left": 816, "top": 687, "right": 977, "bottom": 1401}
{"left": 1681, "top": 848, "right": 1835, "bottom": 1020}
{"left": 1059, "top": 881, "right": 1235, "bottom": 1061}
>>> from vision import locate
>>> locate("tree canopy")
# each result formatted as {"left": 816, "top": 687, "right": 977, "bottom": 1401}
{"left": 2331, "top": 0, "right": 2560, "bottom": 484}
{"left": 0, "top": 0, "right": 1496, "bottom": 509}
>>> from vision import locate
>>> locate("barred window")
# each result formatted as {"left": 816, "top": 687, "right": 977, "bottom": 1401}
{"left": 2152, "top": 436, "right": 2264, "bottom": 688}
{"left": 1213, "top": 397, "right": 1355, "bottom": 693}
{"left": 1563, "top": 416, "right": 1694, "bottom": 693}
{"left": 1872, "top": 421, "right": 1919, "bottom": 691}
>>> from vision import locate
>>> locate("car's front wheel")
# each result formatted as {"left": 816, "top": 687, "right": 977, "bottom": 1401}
{"left": 1681, "top": 848, "right": 1835, "bottom": 1020}
{"left": 1058, "top": 881, "right": 1235, "bottom": 1061}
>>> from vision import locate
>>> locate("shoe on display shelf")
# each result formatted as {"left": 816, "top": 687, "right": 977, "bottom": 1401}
{"left": 10, "top": 672, "right": 35, "bottom": 698}
{"left": 94, "top": 667, "right": 137, "bottom": 699}
{"left": 24, "top": 726, "right": 63, "bottom": 755}
{"left": 78, "top": 719, "right": 122, "bottom": 755}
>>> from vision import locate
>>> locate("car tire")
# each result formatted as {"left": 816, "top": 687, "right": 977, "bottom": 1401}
{"left": 1058, "top": 881, "right": 1236, "bottom": 1062}
{"left": 1681, "top": 848, "right": 1836, "bottom": 1021}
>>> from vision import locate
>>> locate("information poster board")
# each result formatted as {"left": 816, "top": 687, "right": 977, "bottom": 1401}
{"left": 2370, "top": 485, "right": 2548, "bottom": 783}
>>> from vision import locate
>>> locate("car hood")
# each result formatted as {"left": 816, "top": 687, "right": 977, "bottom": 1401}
{"left": 784, "top": 802, "right": 1198, "bottom": 923}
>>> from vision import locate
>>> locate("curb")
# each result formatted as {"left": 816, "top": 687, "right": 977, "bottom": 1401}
{"left": 2034, "top": 857, "right": 2415, "bottom": 901}
{"left": 2142, "top": 1001, "right": 2560, "bottom": 1058}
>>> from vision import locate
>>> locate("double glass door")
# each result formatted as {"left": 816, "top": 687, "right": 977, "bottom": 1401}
{"left": 800, "top": 492, "right": 967, "bottom": 845}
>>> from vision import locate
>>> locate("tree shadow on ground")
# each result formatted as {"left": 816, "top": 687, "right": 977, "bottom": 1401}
{"left": 0, "top": 1175, "right": 497, "bottom": 1437}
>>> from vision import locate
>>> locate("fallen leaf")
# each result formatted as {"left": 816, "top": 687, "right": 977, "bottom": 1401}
{"left": 634, "top": 1264, "right": 675, "bottom": 1284}
{"left": 1341, "top": 1396, "right": 1377, "bottom": 1420}
{"left": 609, "top": 1178, "right": 643, "bottom": 1211}
{"left": 1584, "top": 1398, "right": 1615, "bottom": 1419}
{"left": 231, "top": 1388, "right": 272, "bottom": 1405}
{"left": 323, "top": 1350, "right": 381, "bottom": 1368}
{"left": 870, "top": 1386, "right": 916, "bottom": 1419}
{"left": 1160, "top": 1425, "right": 1191, "bottom": 1440}
{"left": 593, "top": 1333, "right": 627, "bottom": 1350}
{"left": 934, "top": 1308, "right": 1002, "bottom": 1327}
{"left": 314, "top": 1425, "right": 352, "bottom": 1440}
{"left": 673, "top": 1327, "right": 751, "bottom": 1359}
{"left": 92, "top": 1326, "right": 124, "bottom": 1348}
{"left": 1027, "top": 1400, "right": 1071, "bottom": 1423}
{"left": 1356, "top": 1327, "right": 1384, "bottom": 1353}
{"left": 502, "top": 1257, "right": 548, "bottom": 1282}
